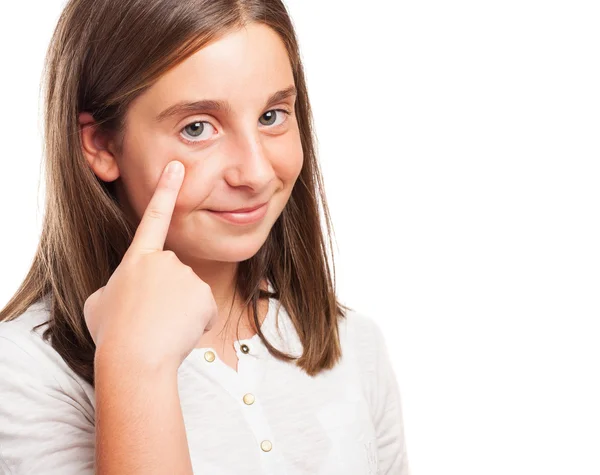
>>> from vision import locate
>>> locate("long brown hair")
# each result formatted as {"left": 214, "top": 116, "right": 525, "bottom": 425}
{"left": 0, "top": 0, "right": 351, "bottom": 386}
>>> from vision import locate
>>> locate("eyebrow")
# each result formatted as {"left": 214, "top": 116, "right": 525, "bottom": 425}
{"left": 155, "top": 85, "right": 298, "bottom": 123}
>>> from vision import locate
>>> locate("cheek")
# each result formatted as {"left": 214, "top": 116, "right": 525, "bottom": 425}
{"left": 118, "top": 149, "right": 202, "bottom": 219}
{"left": 173, "top": 156, "right": 223, "bottom": 208}
{"left": 272, "top": 133, "right": 304, "bottom": 183}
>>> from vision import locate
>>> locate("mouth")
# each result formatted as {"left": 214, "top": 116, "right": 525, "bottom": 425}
{"left": 209, "top": 202, "right": 268, "bottom": 213}
{"left": 206, "top": 202, "right": 269, "bottom": 225}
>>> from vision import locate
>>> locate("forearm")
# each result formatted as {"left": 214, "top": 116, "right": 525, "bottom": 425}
{"left": 94, "top": 350, "right": 192, "bottom": 475}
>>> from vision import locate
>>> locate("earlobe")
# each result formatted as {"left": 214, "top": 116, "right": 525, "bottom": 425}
{"left": 78, "top": 111, "right": 121, "bottom": 183}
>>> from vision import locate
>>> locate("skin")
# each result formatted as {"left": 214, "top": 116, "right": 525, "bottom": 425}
{"left": 78, "top": 23, "right": 304, "bottom": 473}
{"left": 79, "top": 23, "right": 303, "bottom": 356}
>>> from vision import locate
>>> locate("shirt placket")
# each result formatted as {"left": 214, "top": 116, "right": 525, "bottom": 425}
{"left": 197, "top": 337, "right": 289, "bottom": 475}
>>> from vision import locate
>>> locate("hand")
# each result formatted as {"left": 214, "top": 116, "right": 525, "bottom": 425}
{"left": 84, "top": 160, "right": 217, "bottom": 371}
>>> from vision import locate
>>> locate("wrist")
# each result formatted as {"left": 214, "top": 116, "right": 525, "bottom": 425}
{"left": 94, "top": 340, "right": 178, "bottom": 379}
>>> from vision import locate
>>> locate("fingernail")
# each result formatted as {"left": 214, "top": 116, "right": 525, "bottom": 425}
{"left": 167, "top": 161, "right": 183, "bottom": 176}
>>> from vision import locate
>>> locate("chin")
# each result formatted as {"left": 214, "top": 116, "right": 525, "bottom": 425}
{"left": 205, "top": 231, "right": 271, "bottom": 263}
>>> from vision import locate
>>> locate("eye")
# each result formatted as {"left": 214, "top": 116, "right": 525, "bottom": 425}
{"left": 179, "top": 109, "right": 292, "bottom": 146}
{"left": 259, "top": 109, "right": 292, "bottom": 127}
{"left": 180, "top": 121, "right": 216, "bottom": 145}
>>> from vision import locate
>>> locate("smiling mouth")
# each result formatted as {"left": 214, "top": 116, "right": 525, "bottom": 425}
{"left": 206, "top": 202, "right": 269, "bottom": 225}
{"left": 208, "top": 202, "right": 267, "bottom": 213}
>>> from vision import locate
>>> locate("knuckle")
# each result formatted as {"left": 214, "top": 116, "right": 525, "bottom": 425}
{"left": 83, "top": 288, "right": 99, "bottom": 315}
{"left": 121, "top": 253, "right": 137, "bottom": 267}
{"left": 122, "top": 255, "right": 142, "bottom": 272}
{"left": 163, "top": 250, "right": 177, "bottom": 260}
{"left": 192, "top": 278, "right": 205, "bottom": 292}
{"left": 200, "top": 280, "right": 213, "bottom": 295}
{"left": 183, "top": 264, "right": 195, "bottom": 276}
{"left": 83, "top": 296, "right": 92, "bottom": 315}
{"left": 146, "top": 208, "right": 163, "bottom": 221}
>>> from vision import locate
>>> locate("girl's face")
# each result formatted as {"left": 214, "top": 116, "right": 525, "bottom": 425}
{"left": 109, "top": 23, "right": 303, "bottom": 263}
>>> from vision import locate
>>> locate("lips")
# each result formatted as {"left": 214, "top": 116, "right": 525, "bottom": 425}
{"left": 209, "top": 202, "right": 267, "bottom": 213}
{"left": 207, "top": 202, "right": 269, "bottom": 225}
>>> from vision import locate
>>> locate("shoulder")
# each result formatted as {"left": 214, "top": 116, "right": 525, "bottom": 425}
{"left": 0, "top": 295, "right": 60, "bottom": 373}
{"left": 339, "top": 307, "right": 385, "bottom": 336}
{"left": 0, "top": 295, "right": 51, "bottom": 334}
{"left": 0, "top": 296, "right": 52, "bottom": 359}
{"left": 0, "top": 296, "right": 95, "bottom": 415}
{"left": 337, "top": 308, "right": 399, "bottom": 406}
{"left": 338, "top": 308, "right": 389, "bottom": 367}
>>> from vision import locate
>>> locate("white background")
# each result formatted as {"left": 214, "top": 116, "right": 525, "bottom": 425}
{"left": 1, "top": 1, "right": 599, "bottom": 474}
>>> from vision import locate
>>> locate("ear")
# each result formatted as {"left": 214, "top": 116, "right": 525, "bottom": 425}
{"left": 78, "top": 112, "right": 121, "bottom": 182}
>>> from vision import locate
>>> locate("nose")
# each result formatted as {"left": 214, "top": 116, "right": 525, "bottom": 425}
{"left": 223, "top": 129, "right": 275, "bottom": 192}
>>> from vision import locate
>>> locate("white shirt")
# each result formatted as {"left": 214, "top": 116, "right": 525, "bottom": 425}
{"left": 0, "top": 290, "right": 409, "bottom": 475}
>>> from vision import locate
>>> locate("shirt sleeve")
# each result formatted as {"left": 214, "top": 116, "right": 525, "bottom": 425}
{"left": 0, "top": 334, "right": 95, "bottom": 474}
{"left": 370, "top": 320, "right": 410, "bottom": 475}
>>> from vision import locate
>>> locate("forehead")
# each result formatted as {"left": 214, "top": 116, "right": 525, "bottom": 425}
{"left": 142, "top": 23, "right": 294, "bottom": 114}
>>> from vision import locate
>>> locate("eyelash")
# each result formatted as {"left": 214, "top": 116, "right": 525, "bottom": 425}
{"left": 179, "top": 108, "right": 292, "bottom": 146}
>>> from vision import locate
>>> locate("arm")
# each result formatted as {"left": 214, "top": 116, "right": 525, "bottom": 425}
{"left": 94, "top": 346, "right": 193, "bottom": 475}
{"left": 371, "top": 322, "right": 410, "bottom": 475}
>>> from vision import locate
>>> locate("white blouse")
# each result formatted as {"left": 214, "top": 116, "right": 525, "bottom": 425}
{"left": 0, "top": 290, "right": 409, "bottom": 475}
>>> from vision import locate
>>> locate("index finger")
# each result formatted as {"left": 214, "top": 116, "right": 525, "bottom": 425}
{"left": 125, "top": 160, "right": 185, "bottom": 256}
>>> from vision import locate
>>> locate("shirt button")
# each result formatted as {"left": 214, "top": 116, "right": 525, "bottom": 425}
{"left": 243, "top": 393, "right": 255, "bottom": 405}
{"left": 204, "top": 351, "right": 216, "bottom": 363}
{"left": 240, "top": 344, "right": 250, "bottom": 354}
{"left": 260, "top": 440, "right": 272, "bottom": 452}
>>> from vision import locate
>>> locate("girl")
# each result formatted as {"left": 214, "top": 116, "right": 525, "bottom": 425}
{"left": 0, "top": 1, "right": 409, "bottom": 474}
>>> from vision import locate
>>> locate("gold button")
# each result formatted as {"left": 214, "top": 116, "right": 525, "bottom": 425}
{"left": 260, "top": 440, "right": 272, "bottom": 452}
{"left": 240, "top": 344, "right": 250, "bottom": 354}
{"left": 243, "top": 393, "right": 255, "bottom": 405}
{"left": 204, "top": 351, "right": 216, "bottom": 363}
